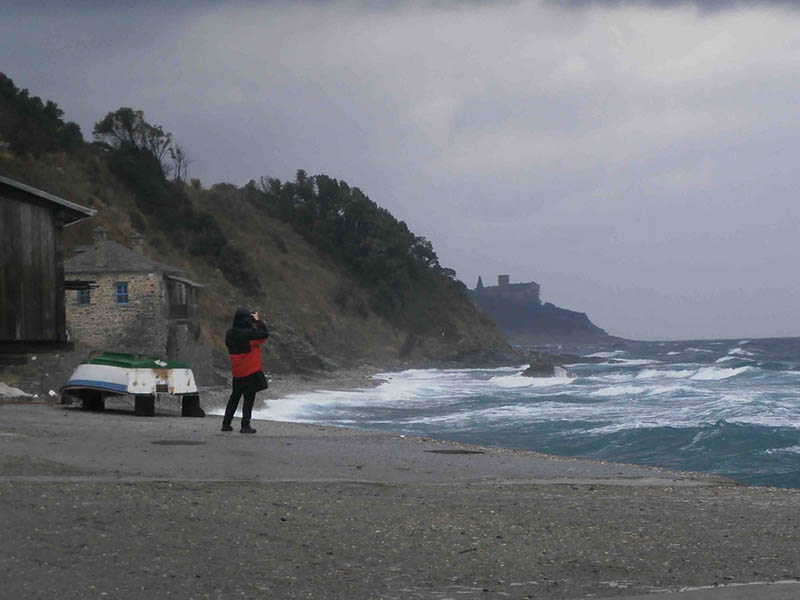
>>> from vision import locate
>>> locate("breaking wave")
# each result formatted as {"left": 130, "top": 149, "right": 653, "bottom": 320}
{"left": 244, "top": 337, "right": 800, "bottom": 487}
{"left": 690, "top": 366, "right": 751, "bottom": 381}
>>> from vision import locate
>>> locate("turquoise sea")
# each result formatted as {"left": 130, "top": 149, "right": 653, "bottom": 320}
{"left": 254, "top": 337, "right": 800, "bottom": 488}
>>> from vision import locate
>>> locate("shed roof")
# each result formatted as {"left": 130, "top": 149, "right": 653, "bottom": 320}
{"left": 0, "top": 175, "right": 96, "bottom": 226}
{"left": 64, "top": 240, "right": 201, "bottom": 287}
{"left": 165, "top": 274, "right": 205, "bottom": 289}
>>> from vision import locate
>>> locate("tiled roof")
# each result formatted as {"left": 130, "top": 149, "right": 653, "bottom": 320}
{"left": 64, "top": 240, "right": 191, "bottom": 278}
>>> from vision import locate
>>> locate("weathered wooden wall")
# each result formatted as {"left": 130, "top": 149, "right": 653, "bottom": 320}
{"left": 0, "top": 188, "right": 65, "bottom": 343}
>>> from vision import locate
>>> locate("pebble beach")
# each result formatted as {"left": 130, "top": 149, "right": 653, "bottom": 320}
{"left": 2, "top": 376, "right": 800, "bottom": 599}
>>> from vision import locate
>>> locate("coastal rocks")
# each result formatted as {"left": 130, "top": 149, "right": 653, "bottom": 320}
{"left": 262, "top": 324, "right": 330, "bottom": 375}
{"left": 0, "top": 382, "right": 33, "bottom": 401}
{"left": 522, "top": 356, "right": 555, "bottom": 377}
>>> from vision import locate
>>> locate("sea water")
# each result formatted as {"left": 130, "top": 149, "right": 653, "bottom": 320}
{"left": 251, "top": 337, "right": 800, "bottom": 488}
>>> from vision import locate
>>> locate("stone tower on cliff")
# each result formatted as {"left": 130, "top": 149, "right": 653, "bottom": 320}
{"left": 468, "top": 274, "right": 608, "bottom": 341}
{"left": 473, "top": 274, "right": 541, "bottom": 304}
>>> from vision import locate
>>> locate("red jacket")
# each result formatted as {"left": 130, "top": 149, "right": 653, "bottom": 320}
{"left": 229, "top": 336, "right": 267, "bottom": 378}
{"left": 225, "top": 310, "right": 269, "bottom": 379}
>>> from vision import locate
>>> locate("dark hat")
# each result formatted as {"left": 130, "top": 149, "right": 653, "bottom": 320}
{"left": 233, "top": 307, "right": 254, "bottom": 327}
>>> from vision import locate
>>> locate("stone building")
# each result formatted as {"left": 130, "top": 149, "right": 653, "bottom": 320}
{"left": 63, "top": 228, "right": 203, "bottom": 360}
{"left": 469, "top": 273, "right": 607, "bottom": 341}
{"left": 473, "top": 274, "right": 541, "bottom": 303}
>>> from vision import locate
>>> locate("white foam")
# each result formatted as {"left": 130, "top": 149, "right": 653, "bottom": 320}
{"left": 715, "top": 356, "right": 738, "bottom": 363}
{"left": 208, "top": 353, "right": 800, "bottom": 448}
{"left": 585, "top": 392, "right": 789, "bottom": 434}
{"left": 585, "top": 373, "right": 634, "bottom": 383}
{"left": 591, "top": 382, "right": 696, "bottom": 398}
{"left": 236, "top": 364, "right": 577, "bottom": 422}
{"left": 666, "top": 351, "right": 681, "bottom": 356}
{"left": 646, "top": 384, "right": 695, "bottom": 396}
{"left": 764, "top": 445, "right": 800, "bottom": 456}
{"left": 683, "top": 427, "right": 722, "bottom": 449}
{"left": 238, "top": 368, "right": 469, "bottom": 422}
{"left": 686, "top": 347, "right": 713, "bottom": 353}
{"left": 635, "top": 368, "right": 693, "bottom": 380}
{"left": 727, "top": 347, "right": 756, "bottom": 357}
{"left": 728, "top": 414, "right": 800, "bottom": 428}
{"left": 634, "top": 369, "right": 661, "bottom": 379}
{"left": 587, "top": 418, "right": 692, "bottom": 434}
{"left": 669, "top": 369, "right": 697, "bottom": 379}
{"left": 592, "top": 385, "right": 643, "bottom": 397}
{"left": 615, "top": 358, "right": 660, "bottom": 366}
{"left": 585, "top": 350, "right": 625, "bottom": 358}
{"left": 690, "top": 366, "right": 751, "bottom": 381}
{"left": 489, "top": 373, "right": 574, "bottom": 389}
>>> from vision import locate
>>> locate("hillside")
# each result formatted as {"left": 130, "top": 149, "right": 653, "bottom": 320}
{"left": 0, "top": 73, "right": 510, "bottom": 378}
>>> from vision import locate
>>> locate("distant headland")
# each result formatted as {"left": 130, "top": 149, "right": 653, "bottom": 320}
{"left": 468, "top": 274, "right": 611, "bottom": 344}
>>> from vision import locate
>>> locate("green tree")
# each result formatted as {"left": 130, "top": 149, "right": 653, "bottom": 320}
{"left": 93, "top": 107, "right": 173, "bottom": 168}
{"left": 0, "top": 72, "right": 83, "bottom": 155}
{"left": 96, "top": 107, "right": 260, "bottom": 296}
{"left": 251, "top": 170, "right": 466, "bottom": 329}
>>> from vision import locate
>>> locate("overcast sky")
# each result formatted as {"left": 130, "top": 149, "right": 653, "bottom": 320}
{"left": 4, "top": 0, "right": 799, "bottom": 340}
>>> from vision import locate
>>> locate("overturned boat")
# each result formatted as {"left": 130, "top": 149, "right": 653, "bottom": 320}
{"left": 61, "top": 352, "right": 204, "bottom": 417}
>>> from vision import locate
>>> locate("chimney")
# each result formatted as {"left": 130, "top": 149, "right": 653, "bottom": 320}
{"left": 93, "top": 227, "right": 107, "bottom": 268}
{"left": 131, "top": 232, "right": 144, "bottom": 254}
{"left": 498, "top": 274, "right": 510, "bottom": 287}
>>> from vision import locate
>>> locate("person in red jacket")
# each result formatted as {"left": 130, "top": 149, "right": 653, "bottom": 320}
{"left": 222, "top": 307, "right": 269, "bottom": 433}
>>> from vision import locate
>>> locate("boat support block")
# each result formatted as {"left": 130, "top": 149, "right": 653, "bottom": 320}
{"left": 181, "top": 394, "right": 204, "bottom": 417}
{"left": 134, "top": 394, "right": 155, "bottom": 417}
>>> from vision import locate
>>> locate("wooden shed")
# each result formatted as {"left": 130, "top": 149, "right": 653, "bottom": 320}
{"left": 0, "top": 175, "right": 95, "bottom": 352}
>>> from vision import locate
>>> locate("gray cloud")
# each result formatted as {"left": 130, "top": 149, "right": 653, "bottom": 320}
{"left": 3, "top": 1, "right": 799, "bottom": 340}
{"left": 552, "top": 0, "right": 800, "bottom": 8}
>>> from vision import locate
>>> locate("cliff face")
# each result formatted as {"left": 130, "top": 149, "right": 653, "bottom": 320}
{"left": 469, "top": 277, "right": 609, "bottom": 344}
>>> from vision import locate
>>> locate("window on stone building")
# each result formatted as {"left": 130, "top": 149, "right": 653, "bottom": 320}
{"left": 77, "top": 289, "right": 91, "bottom": 306}
{"left": 114, "top": 282, "right": 129, "bottom": 305}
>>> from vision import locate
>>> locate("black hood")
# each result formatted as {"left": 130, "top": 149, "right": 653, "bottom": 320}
{"left": 232, "top": 307, "right": 253, "bottom": 328}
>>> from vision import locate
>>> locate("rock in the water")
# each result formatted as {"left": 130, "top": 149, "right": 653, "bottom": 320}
{"left": 522, "top": 358, "right": 555, "bottom": 377}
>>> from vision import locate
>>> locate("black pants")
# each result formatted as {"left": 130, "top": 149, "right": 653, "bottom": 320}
{"left": 223, "top": 385, "right": 256, "bottom": 427}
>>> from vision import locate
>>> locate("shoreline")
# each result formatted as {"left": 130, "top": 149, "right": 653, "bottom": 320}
{"left": 4, "top": 359, "right": 793, "bottom": 491}
{"left": 197, "top": 364, "right": 387, "bottom": 411}
{"left": 7, "top": 361, "right": 784, "bottom": 490}
{"left": 2, "top": 404, "right": 800, "bottom": 599}
{"left": 206, "top": 365, "right": 774, "bottom": 491}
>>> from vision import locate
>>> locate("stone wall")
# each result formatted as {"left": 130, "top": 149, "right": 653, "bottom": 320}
{"left": 474, "top": 280, "right": 541, "bottom": 303}
{"left": 492, "top": 282, "right": 541, "bottom": 303}
{"left": 65, "top": 272, "right": 169, "bottom": 356}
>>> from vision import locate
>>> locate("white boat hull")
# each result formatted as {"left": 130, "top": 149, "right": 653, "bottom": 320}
{"left": 62, "top": 363, "right": 198, "bottom": 396}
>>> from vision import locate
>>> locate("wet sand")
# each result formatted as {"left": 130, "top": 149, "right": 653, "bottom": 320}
{"left": 1, "top": 398, "right": 800, "bottom": 599}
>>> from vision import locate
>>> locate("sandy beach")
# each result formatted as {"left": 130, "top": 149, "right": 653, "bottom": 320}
{"left": 2, "top": 379, "right": 800, "bottom": 599}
